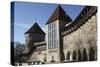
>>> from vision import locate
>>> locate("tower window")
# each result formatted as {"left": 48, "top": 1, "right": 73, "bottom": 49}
{"left": 48, "top": 22, "right": 57, "bottom": 49}
{"left": 29, "top": 34, "right": 32, "bottom": 37}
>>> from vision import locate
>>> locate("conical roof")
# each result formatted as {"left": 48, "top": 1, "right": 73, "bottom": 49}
{"left": 24, "top": 22, "right": 45, "bottom": 34}
{"left": 46, "top": 5, "right": 72, "bottom": 25}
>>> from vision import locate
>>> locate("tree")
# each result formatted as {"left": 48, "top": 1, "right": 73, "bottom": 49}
{"left": 14, "top": 42, "right": 25, "bottom": 62}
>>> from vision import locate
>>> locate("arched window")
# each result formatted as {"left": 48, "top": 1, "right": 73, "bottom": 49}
{"left": 66, "top": 51, "right": 70, "bottom": 60}
{"left": 72, "top": 50, "right": 77, "bottom": 61}
{"left": 89, "top": 47, "right": 95, "bottom": 61}
{"left": 78, "top": 49, "right": 82, "bottom": 61}
{"left": 83, "top": 48, "right": 88, "bottom": 61}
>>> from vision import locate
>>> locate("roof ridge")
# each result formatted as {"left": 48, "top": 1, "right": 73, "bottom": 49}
{"left": 46, "top": 4, "right": 72, "bottom": 24}
{"left": 24, "top": 22, "right": 45, "bottom": 34}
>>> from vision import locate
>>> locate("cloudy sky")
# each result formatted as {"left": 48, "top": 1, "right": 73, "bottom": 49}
{"left": 12, "top": 1, "right": 84, "bottom": 44}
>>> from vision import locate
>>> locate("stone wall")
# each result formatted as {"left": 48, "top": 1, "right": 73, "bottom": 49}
{"left": 24, "top": 33, "right": 45, "bottom": 52}
{"left": 29, "top": 50, "right": 47, "bottom": 62}
{"left": 63, "top": 14, "right": 97, "bottom": 61}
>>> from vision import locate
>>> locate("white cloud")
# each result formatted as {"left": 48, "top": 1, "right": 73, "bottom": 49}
{"left": 14, "top": 22, "right": 32, "bottom": 29}
{"left": 14, "top": 22, "right": 46, "bottom": 33}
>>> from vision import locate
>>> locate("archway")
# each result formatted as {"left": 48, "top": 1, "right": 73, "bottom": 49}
{"left": 89, "top": 47, "right": 95, "bottom": 61}
{"left": 62, "top": 52, "right": 65, "bottom": 61}
{"left": 72, "top": 50, "right": 77, "bottom": 61}
{"left": 83, "top": 48, "right": 88, "bottom": 61}
{"left": 66, "top": 51, "right": 70, "bottom": 60}
{"left": 78, "top": 49, "right": 82, "bottom": 61}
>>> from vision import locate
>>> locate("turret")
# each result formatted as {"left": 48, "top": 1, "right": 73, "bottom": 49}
{"left": 24, "top": 22, "right": 45, "bottom": 52}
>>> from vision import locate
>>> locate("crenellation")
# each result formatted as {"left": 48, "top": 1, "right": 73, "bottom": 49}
{"left": 62, "top": 6, "right": 97, "bottom": 36}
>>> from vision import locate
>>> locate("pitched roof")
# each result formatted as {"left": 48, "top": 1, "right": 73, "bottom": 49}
{"left": 24, "top": 22, "right": 45, "bottom": 34}
{"left": 46, "top": 5, "right": 72, "bottom": 25}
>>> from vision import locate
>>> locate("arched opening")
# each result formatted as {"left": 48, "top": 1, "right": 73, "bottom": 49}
{"left": 51, "top": 56, "right": 55, "bottom": 62}
{"left": 83, "top": 48, "right": 88, "bottom": 61}
{"left": 78, "top": 49, "right": 82, "bottom": 61}
{"left": 72, "top": 50, "right": 77, "bottom": 61}
{"left": 66, "top": 51, "right": 70, "bottom": 60}
{"left": 62, "top": 52, "right": 65, "bottom": 61}
{"left": 89, "top": 47, "right": 95, "bottom": 61}
{"left": 43, "top": 56, "right": 47, "bottom": 62}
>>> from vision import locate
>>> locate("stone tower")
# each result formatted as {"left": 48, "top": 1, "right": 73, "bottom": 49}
{"left": 24, "top": 22, "right": 45, "bottom": 53}
{"left": 45, "top": 5, "right": 72, "bottom": 62}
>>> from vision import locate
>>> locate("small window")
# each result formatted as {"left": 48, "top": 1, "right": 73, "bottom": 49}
{"left": 50, "top": 23, "right": 51, "bottom": 30}
{"left": 29, "top": 34, "right": 31, "bottom": 37}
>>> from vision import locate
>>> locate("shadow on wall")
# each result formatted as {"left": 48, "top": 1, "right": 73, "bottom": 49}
{"left": 64, "top": 47, "right": 96, "bottom": 62}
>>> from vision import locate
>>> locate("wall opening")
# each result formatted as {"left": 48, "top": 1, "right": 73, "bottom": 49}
{"left": 83, "top": 48, "right": 88, "bottom": 61}
{"left": 89, "top": 47, "right": 95, "bottom": 61}
{"left": 66, "top": 51, "right": 70, "bottom": 60}
{"left": 72, "top": 50, "right": 77, "bottom": 61}
{"left": 78, "top": 49, "right": 82, "bottom": 61}
{"left": 50, "top": 56, "right": 55, "bottom": 62}
{"left": 61, "top": 52, "right": 65, "bottom": 61}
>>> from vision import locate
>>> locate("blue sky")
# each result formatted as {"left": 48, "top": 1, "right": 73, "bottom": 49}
{"left": 13, "top": 1, "right": 84, "bottom": 44}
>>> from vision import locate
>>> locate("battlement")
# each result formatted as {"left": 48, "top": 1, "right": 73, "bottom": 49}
{"left": 62, "top": 6, "right": 97, "bottom": 36}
